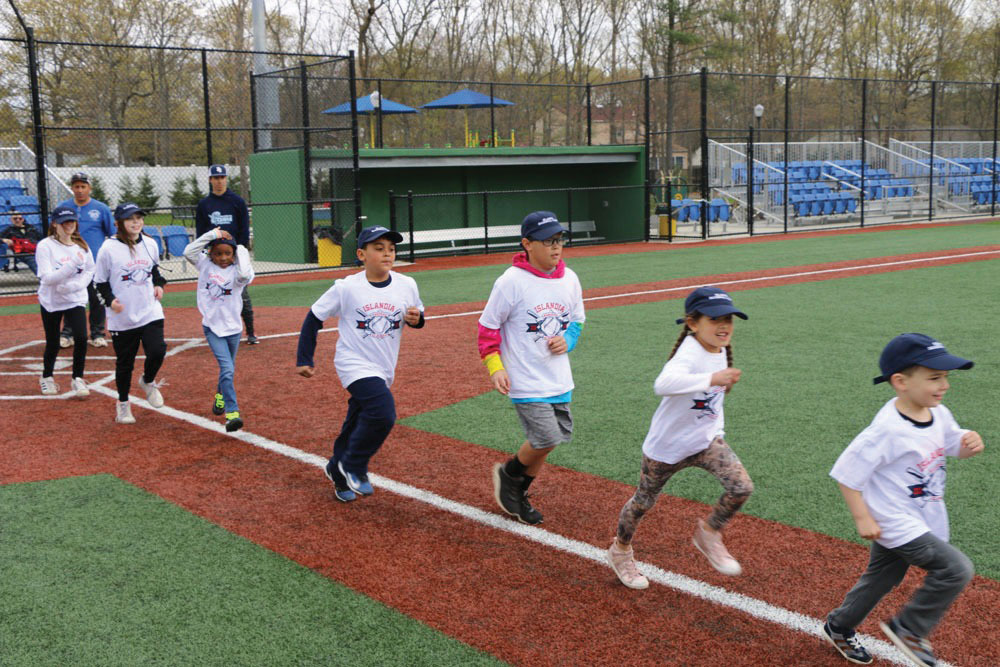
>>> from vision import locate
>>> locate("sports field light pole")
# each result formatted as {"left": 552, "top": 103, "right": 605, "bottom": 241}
{"left": 748, "top": 104, "right": 763, "bottom": 235}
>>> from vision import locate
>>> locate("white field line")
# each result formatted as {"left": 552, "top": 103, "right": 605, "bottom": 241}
{"left": 81, "top": 380, "right": 941, "bottom": 667}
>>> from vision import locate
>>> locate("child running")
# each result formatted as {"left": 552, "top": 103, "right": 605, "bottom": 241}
{"left": 822, "top": 333, "right": 982, "bottom": 667}
{"left": 94, "top": 203, "right": 168, "bottom": 424}
{"left": 183, "top": 228, "right": 255, "bottom": 432}
{"left": 480, "top": 211, "right": 585, "bottom": 525}
{"left": 296, "top": 225, "right": 424, "bottom": 502}
{"left": 35, "top": 205, "right": 95, "bottom": 397}
{"left": 607, "top": 286, "right": 752, "bottom": 589}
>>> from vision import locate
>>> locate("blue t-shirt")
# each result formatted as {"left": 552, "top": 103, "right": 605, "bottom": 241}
{"left": 57, "top": 197, "right": 114, "bottom": 260}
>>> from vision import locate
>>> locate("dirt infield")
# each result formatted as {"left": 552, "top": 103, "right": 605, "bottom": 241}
{"left": 4, "top": 242, "right": 1000, "bottom": 666}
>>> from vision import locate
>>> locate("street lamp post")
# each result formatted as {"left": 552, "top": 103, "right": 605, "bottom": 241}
{"left": 748, "top": 104, "right": 764, "bottom": 235}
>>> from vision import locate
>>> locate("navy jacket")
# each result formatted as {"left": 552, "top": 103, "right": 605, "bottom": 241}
{"left": 195, "top": 189, "right": 250, "bottom": 246}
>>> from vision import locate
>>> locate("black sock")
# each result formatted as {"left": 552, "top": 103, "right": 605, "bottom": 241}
{"left": 520, "top": 474, "right": 535, "bottom": 491}
{"left": 504, "top": 456, "right": 527, "bottom": 478}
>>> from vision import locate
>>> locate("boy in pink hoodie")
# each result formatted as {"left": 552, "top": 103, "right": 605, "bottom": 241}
{"left": 478, "top": 211, "right": 586, "bottom": 525}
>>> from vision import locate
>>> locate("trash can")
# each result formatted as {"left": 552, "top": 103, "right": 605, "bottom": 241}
{"left": 658, "top": 215, "right": 676, "bottom": 236}
{"left": 314, "top": 226, "right": 343, "bottom": 267}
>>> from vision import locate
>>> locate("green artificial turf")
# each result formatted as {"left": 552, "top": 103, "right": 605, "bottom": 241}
{"left": 2, "top": 220, "right": 999, "bottom": 316}
{"left": 402, "top": 258, "right": 1000, "bottom": 580}
{"left": 0, "top": 475, "right": 504, "bottom": 667}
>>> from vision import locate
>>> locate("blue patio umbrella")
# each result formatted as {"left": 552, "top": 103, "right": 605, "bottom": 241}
{"left": 321, "top": 95, "right": 418, "bottom": 115}
{"left": 420, "top": 88, "right": 514, "bottom": 145}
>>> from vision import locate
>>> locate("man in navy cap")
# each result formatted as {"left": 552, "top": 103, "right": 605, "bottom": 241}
{"left": 195, "top": 164, "right": 257, "bottom": 343}
{"left": 57, "top": 171, "right": 114, "bottom": 348}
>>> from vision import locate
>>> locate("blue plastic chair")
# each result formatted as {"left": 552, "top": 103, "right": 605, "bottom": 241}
{"left": 676, "top": 199, "right": 690, "bottom": 223}
{"left": 8, "top": 194, "right": 40, "bottom": 213}
{"left": 160, "top": 225, "right": 191, "bottom": 258}
{"left": 144, "top": 227, "right": 165, "bottom": 258}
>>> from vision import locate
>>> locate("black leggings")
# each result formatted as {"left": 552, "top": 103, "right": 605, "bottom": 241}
{"left": 111, "top": 319, "right": 167, "bottom": 402}
{"left": 40, "top": 305, "right": 87, "bottom": 378}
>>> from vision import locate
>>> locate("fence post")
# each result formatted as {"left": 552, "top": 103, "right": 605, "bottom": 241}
{"left": 489, "top": 82, "right": 496, "bottom": 148}
{"left": 24, "top": 28, "right": 49, "bottom": 231}
{"left": 300, "top": 60, "right": 316, "bottom": 262}
{"left": 348, "top": 52, "right": 363, "bottom": 240}
{"left": 666, "top": 180, "right": 673, "bottom": 242}
{"left": 586, "top": 82, "right": 592, "bottom": 146}
{"left": 928, "top": 80, "right": 937, "bottom": 221}
{"left": 566, "top": 189, "right": 573, "bottom": 245}
{"left": 644, "top": 75, "right": 651, "bottom": 242}
{"left": 388, "top": 190, "right": 396, "bottom": 232}
{"left": 992, "top": 83, "right": 999, "bottom": 218}
{"left": 483, "top": 192, "right": 490, "bottom": 253}
{"left": 407, "top": 190, "right": 415, "bottom": 264}
{"left": 783, "top": 75, "right": 790, "bottom": 234}
{"left": 201, "top": 49, "right": 213, "bottom": 165}
{"left": 699, "top": 67, "right": 709, "bottom": 239}
{"left": 249, "top": 69, "right": 259, "bottom": 153}
{"left": 860, "top": 78, "right": 867, "bottom": 228}
{"left": 747, "top": 125, "right": 754, "bottom": 236}
{"left": 376, "top": 78, "right": 383, "bottom": 148}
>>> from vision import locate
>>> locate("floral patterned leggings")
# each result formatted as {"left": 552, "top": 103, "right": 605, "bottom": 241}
{"left": 616, "top": 437, "right": 754, "bottom": 544}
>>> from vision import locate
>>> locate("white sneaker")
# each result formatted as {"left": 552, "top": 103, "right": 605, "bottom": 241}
{"left": 88, "top": 337, "right": 108, "bottom": 348}
{"left": 138, "top": 377, "right": 164, "bottom": 408}
{"left": 692, "top": 519, "right": 742, "bottom": 576}
{"left": 607, "top": 538, "right": 649, "bottom": 590}
{"left": 39, "top": 376, "right": 59, "bottom": 395}
{"left": 116, "top": 401, "right": 136, "bottom": 424}
{"left": 71, "top": 377, "right": 90, "bottom": 398}
{"left": 59, "top": 335, "right": 72, "bottom": 348}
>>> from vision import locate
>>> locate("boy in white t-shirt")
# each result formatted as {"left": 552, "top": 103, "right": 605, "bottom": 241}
{"left": 823, "top": 333, "right": 984, "bottom": 667}
{"left": 296, "top": 226, "right": 424, "bottom": 503}
{"left": 479, "top": 211, "right": 585, "bottom": 525}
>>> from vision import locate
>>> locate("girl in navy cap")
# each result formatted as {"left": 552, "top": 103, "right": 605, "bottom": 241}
{"left": 183, "top": 228, "right": 255, "bottom": 431}
{"left": 94, "top": 203, "right": 168, "bottom": 424}
{"left": 607, "top": 286, "right": 752, "bottom": 589}
{"left": 35, "top": 206, "right": 95, "bottom": 397}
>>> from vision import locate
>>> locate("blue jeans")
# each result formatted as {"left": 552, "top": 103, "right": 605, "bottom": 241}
{"left": 203, "top": 326, "right": 241, "bottom": 413}
{"left": 332, "top": 376, "right": 396, "bottom": 475}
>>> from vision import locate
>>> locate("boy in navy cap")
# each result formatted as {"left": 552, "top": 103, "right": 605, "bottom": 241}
{"left": 195, "top": 164, "right": 257, "bottom": 343}
{"left": 822, "top": 333, "right": 984, "bottom": 667}
{"left": 479, "top": 211, "right": 586, "bottom": 525}
{"left": 296, "top": 225, "right": 424, "bottom": 502}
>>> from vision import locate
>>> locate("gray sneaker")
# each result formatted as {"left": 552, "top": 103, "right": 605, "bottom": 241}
{"left": 881, "top": 619, "right": 936, "bottom": 667}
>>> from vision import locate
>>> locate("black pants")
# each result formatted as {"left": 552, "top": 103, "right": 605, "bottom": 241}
{"left": 331, "top": 377, "right": 396, "bottom": 475}
{"left": 40, "top": 305, "right": 87, "bottom": 378}
{"left": 60, "top": 282, "right": 106, "bottom": 340}
{"left": 111, "top": 319, "right": 167, "bottom": 402}
{"left": 241, "top": 287, "right": 255, "bottom": 337}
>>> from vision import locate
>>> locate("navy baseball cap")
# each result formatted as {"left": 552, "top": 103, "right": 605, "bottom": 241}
{"left": 873, "top": 333, "right": 973, "bottom": 384}
{"left": 50, "top": 205, "right": 78, "bottom": 224}
{"left": 357, "top": 225, "right": 403, "bottom": 247}
{"left": 521, "top": 211, "right": 567, "bottom": 240}
{"left": 209, "top": 164, "right": 227, "bottom": 177}
{"left": 676, "top": 286, "right": 748, "bottom": 324}
{"left": 208, "top": 236, "right": 237, "bottom": 250}
{"left": 69, "top": 172, "right": 90, "bottom": 184}
{"left": 113, "top": 202, "right": 145, "bottom": 220}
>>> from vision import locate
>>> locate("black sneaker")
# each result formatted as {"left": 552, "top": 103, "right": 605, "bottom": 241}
{"left": 224, "top": 412, "right": 243, "bottom": 432}
{"left": 246, "top": 335, "right": 259, "bottom": 345}
{"left": 212, "top": 393, "right": 225, "bottom": 416}
{"left": 491, "top": 463, "right": 543, "bottom": 525}
{"left": 880, "top": 618, "right": 936, "bottom": 667}
{"left": 823, "top": 621, "right": 873, "bottom": 664}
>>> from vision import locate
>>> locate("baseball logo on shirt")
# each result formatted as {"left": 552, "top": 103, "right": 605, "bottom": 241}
{"left": 204, "top": 273, "right": 234, "bottom": 300}
{"left": 355, "top": 303, "right": 403, "bottom": 339}
{"left": 691, "top": 387, "right": 724, "bottom": 420}
{"left": 88, "top": 209, "right": 100, "bottom": 220}
{"left": 210, "top": 211, "right": 234, "bottom": 226}
{"left": 525, "top": 303, "right": 569, "bottom": 341}
{"left": 906, "top": 448, "right": 946, "bottom": 506}
{"left": 119, "top": 259, "right": 152, "bottom": 287}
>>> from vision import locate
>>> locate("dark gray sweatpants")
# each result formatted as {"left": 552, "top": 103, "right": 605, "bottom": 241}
{"left": 828, "top": 531, "right": 973, "bottom": 638}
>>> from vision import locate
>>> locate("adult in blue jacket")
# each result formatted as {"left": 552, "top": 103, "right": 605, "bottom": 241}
{"left": 195, "top": 164, "right": 257, "bottom": 343}
{"left": 57, "top": 172, "right": 115, "bottom": 347}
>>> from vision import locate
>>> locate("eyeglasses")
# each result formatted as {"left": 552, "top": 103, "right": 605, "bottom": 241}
{"left": 10, "top": 217, "right": 24, "bottom": 223}
{"left": 538, "top": 235, "right": 566, "bottom": 247}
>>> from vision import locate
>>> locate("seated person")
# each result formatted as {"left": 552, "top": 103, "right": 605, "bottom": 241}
{"left": 1, "top": 210, "right": 41, "bottom": 274}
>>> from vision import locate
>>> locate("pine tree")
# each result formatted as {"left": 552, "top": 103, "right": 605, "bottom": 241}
{"left": 185, "top": 174, "right": 205, "bottom": 206}
{"left": 117, "top": 174, "right": 137, "bottom": 206}
{"left": 89, "top": 175, "right": 109, "bottom": 204}
{"left": 136, "top": 172, "right": 159, "bottom": 211}
{"left": 169, "top": 175, "right": 188, "bottom": 207}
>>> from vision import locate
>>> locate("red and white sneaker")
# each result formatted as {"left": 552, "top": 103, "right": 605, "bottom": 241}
{"left": 607, "top": 538, "right": 649, "bottom": 589}
{"left": 692, "top": 519, "right": 742, "bottom": 576}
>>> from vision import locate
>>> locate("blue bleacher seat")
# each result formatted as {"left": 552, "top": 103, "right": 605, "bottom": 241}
{"left": 7, "top": 194, "right": 40, "bottom": 213}
{"left": 145, "top": 227, "right": 165, "bottom": 258}
{"left": 160, "top": 225, "right": 191, "bottom": 258}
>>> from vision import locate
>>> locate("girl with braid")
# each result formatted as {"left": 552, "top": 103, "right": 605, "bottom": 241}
{"left": 606, "top": 286, "right": 753, "bottom": 589}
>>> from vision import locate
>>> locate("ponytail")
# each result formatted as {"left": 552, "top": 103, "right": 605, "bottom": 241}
{"left": 668, "top": 321, "right": 692, "bottom": 361}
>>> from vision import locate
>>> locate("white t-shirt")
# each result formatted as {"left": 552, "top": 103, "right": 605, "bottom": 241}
{"left": 184, "top": 230, "right": 255, "bottom": 337}
{"left": 478, "top": 265, "right": 585, "bottom": 400}
{"left": 642, "top": 334, "right": 729, "bottom": 464}
{"left": 94, "top": 235, "right": 165, "bottom": 331}
{"left": 830, "top": 398, "right": 967, "bottom": 549}
{"left": 35, "top": 237, "right": 95, "bottom": 312}
{"left": 310, "top": 271, "right": 423, "bottom": 388}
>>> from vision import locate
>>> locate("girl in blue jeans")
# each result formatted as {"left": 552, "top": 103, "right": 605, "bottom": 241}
{"left": 184, "top": 228, "right": 255, "bottom": 431}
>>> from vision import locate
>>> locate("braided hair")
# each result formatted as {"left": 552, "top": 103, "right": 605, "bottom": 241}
{"left": 671, "top": 312, "right": 735, "bottom": 392}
